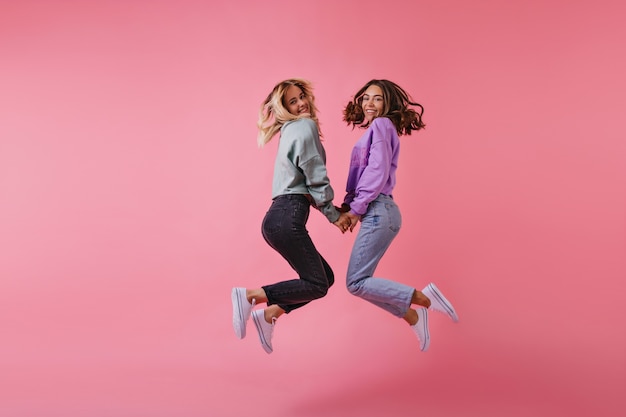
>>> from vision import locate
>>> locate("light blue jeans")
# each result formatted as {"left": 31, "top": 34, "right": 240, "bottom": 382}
{"left": 346, "top": 194, "right": 414, "bottom": 318}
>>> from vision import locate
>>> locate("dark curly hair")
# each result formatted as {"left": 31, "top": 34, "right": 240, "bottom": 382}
{"left": 343, "top": 79, "right": 425, "bottom": 136}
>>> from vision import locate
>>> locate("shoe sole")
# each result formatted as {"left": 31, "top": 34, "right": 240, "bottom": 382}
{"left": 252, "top": 311, "right": 273, "bottom": 354}
{"left": 417, "top": 308, "right": 430, "bottom": 352}
{"left": 426, "top": 283, "right": 459, "bottom": 323}
{"left": 231, "top": 288, "right": 246, "bottom": 339}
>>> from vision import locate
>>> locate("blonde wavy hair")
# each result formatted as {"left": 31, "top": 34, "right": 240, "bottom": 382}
{"left": 257, "top": 78, "right": 321, "bottom": 147}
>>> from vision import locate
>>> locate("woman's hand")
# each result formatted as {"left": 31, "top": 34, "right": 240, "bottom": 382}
{"left": 344, "top": 212, "right": 360, "bottom": 232}
{"left": 334, "top": 212, "right": 351, "bottom": 234}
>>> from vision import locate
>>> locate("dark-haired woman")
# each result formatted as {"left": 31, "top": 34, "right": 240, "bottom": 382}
{"left": 340, "top": 79, "right": 459, "bottom": 352}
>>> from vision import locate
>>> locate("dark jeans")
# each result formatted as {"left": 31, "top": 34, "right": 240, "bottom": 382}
{"left": 261, "top": 194, "right": 334, "bottom": 313}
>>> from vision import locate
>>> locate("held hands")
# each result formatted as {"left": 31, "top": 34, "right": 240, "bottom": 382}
{"left": 345, "top": 212, "right": 360, "bottom": 232}
{"left": 333, "top": 213, "right": 350, "bottom": 234}
{"left": 333, "top": 211, "right": 360, "bottom": 234}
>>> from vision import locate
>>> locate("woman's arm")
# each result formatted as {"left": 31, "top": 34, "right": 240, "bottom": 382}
{"left": 348, "top": 119, "right": 393, "bottom": 216}
{"left": 291, "top": 119, "right": 341, "bottom": 223}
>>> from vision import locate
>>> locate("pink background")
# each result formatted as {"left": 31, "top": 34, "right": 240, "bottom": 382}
{"left": 1, "top": 1, "right": 624, "bottom": 416}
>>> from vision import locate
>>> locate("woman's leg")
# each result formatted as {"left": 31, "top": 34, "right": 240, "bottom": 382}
{"left": 402, "top": 291, "right": 432, "bottom": 324}
{"left": 346, "top": 196, "right": 416, "bottom": 318}
{"left": 260, "top": 195, "right": 334, "bottom": 313}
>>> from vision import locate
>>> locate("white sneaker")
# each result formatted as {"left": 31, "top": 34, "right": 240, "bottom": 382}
{"left": 252, "top": 309, "right": 276, "bottom": 354}
{"left": 411, "top": 307, "right": 430, "bottom": 352}
{"left": 422, "top": 282, "right": 459, "bottom": 323}
{"left": 231, "top": 287, "right": 255, "bottom": 339}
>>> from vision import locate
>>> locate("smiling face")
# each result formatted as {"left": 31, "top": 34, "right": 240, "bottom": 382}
{"left": 360, "top": 84, "right": 385, "bottom": 123}
{"left": 283, "top": 85, "right": 310, "bottom": 116}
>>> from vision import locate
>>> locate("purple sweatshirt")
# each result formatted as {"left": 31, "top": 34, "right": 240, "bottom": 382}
{"left": 343, "top": 117, "right": 400, "bottom": 216}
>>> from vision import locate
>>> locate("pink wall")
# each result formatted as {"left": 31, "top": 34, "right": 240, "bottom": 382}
{"left": 1, "top": 1, "right": 624, "bottom": 416}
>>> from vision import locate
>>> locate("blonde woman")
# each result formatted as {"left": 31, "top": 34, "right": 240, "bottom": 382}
{"left": 231, "top": 79, "right": 349, "bottom": 354}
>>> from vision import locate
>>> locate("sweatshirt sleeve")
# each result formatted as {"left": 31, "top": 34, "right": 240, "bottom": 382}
{"left": 349, "top": 119, "right": 393, "bottom": 216}
{"left": 291, "top": 119, "right": 340, "bottom": 223}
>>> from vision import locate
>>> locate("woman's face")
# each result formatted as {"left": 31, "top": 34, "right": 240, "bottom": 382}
{"left": 360, "top": 84, "right": 384, "bottom": 122}
{"left": 283, "top": 85, "right": 310, "bottom": 116}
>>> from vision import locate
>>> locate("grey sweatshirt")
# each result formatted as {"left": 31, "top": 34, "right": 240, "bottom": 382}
{"left": 271, "top": 118, "right": 340, "bottom": 223}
